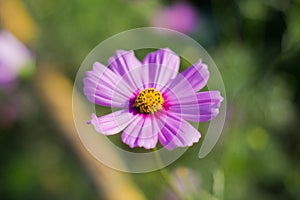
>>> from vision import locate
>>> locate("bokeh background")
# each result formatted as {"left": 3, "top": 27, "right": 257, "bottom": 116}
{"left": 1, "top": 0, "right": 300, "bottom": 199}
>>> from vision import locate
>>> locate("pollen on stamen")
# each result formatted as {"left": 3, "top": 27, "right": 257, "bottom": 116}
{"left": 134, "top": 88, "right": 165, "bottom": 114}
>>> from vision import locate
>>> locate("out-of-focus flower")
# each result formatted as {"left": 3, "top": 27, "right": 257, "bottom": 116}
{"left": 151, "top": 2, "right": 198, "bottom": 33}
{"left": 83, "top": 48, "right": 223, "bottom": 150}
{"left": 0, "top": 30, "right": 34, "bottom": 87}
{"left": 164, "top": 167, "right": 201, "bottom": 200}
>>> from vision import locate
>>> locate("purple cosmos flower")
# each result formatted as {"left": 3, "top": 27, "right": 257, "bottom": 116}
{"left": 83, "top": 48, "right": 223, "bottom": 150}
{"left": 0, "top": 30, "right": 34, "bottom": 87}
{"left": 151, "top": 2, "right": 198, "bottom": 33}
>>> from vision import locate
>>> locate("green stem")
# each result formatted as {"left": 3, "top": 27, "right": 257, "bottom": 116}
{"left": 153, "top": 148, "right": 191, "bottom": 200}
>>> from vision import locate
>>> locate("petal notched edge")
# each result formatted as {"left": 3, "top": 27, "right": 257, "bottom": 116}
{"left": 168, "top": 90, "right": 224, "bottom": 122}
{"left": 121, "top": 115, "right": 159, "bottom": 149}
{"left": 90, "top": 109, "right": 137, "bottom": 135}
{"left": 83, "top": 62, "right": 133, "bottom": 108}
{"left": 157, "top": 112, "right": 201, "bottom": 150}
{"left": 108, "top": 50, "right": 142, "bottom": 76}
{"left": 181, "top": 59, "right": 210, "bottom": 91}
{"left": 142, "top": 48, "right": 180, "bottom": 87}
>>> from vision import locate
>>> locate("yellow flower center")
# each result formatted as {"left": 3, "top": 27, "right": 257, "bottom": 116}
{"left": 134, "top": 88, "right": 164, "bottom": 114}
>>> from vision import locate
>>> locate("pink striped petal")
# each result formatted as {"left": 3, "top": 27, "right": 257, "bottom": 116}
{"left": 142, "top": 48, "right": 179, "bottom": 89}
{"left": 168, "top": 91, "right": 223, "bottom": 122}
{"left": 108, "top": 50, "right": 143, "bottom": 89}
{"left": 157, "top": 112, "right": 201, "bottom": 150}
{"left": 180, "top": 59, "right": 209, "bottom": 91}
{"left": 109, "top": 50, "right": 142, "bottom": 76}
{"left": 90, "top": 109, "right": 138, "bottom": 135}
{"left": 83, "top": 62, "right": 134, "bottom": 108}
{"left": 121, "top": 115, "right": 159, "bottom": 149}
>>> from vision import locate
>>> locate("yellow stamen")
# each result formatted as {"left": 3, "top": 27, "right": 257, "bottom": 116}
{"left": 134, "top": 88, "right": 164, "bottom": 114}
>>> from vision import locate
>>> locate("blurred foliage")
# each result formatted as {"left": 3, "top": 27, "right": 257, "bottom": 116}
{"left": 0, "top": 83, "right": 98, "bottom": 200}
{"left": 1, "top": 0, "right": 300, "bottom": 200}
{"left": 23, "top": 0, "right": 159, "bottom": 78}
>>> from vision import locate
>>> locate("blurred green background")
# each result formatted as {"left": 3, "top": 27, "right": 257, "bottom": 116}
{"left": 1, "top": 0, "right": 300, "bottom": 199}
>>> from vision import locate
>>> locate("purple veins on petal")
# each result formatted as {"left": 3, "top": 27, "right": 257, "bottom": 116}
{"left": 122, "top": 115, "right": 159, "bottom": 149}
{"left": 83, "top": 62, "right": 134, "bottom": 108}
{"left": 167, "top": 91, "right": 224, "bottom": 122}
{"left": 90, "top": 109, "right": 138, "bottom": 135}
{"left": 108, "top": 50, "right": 144, "bottom": 90}
{"left": 108, "top": 50, "right": 142, "bottom": 76}
{"left": 157, "top": 112, "right": 201, "bottom": 150}
{"left": 142, "top": 48, "right": 180, "bottom": 89}
{"left": 181, "top": 59, "right": 209, "bottom": 92}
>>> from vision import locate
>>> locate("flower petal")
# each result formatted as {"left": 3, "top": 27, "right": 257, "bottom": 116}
{"left": 142, "top": 48, "right": 180, "bottom": 89}
{"left": 168, "top": 91, "right": 223, "bottom": 122}
{"left": 90, "top": 109, "right": 138, "bottom": 135}
{"left": 109, "top": 50, "right": 142, "bottom": 76}
{"left": 0, "top": 31, "right": 34, "bottom": 85}
{"left": 83, "top": 62, "right": 134, "bottom": 108}
{"left": 108, "top": 50, "right": 144, "bottom": 89}
{"left": 121, "top": 115, "right": 159, "bottom": 149}
{"left": 157, "top": 112, "right": 201, "bottom": 150}
{"left": 180, "top": 59, "right": 209, "bottom": 91}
